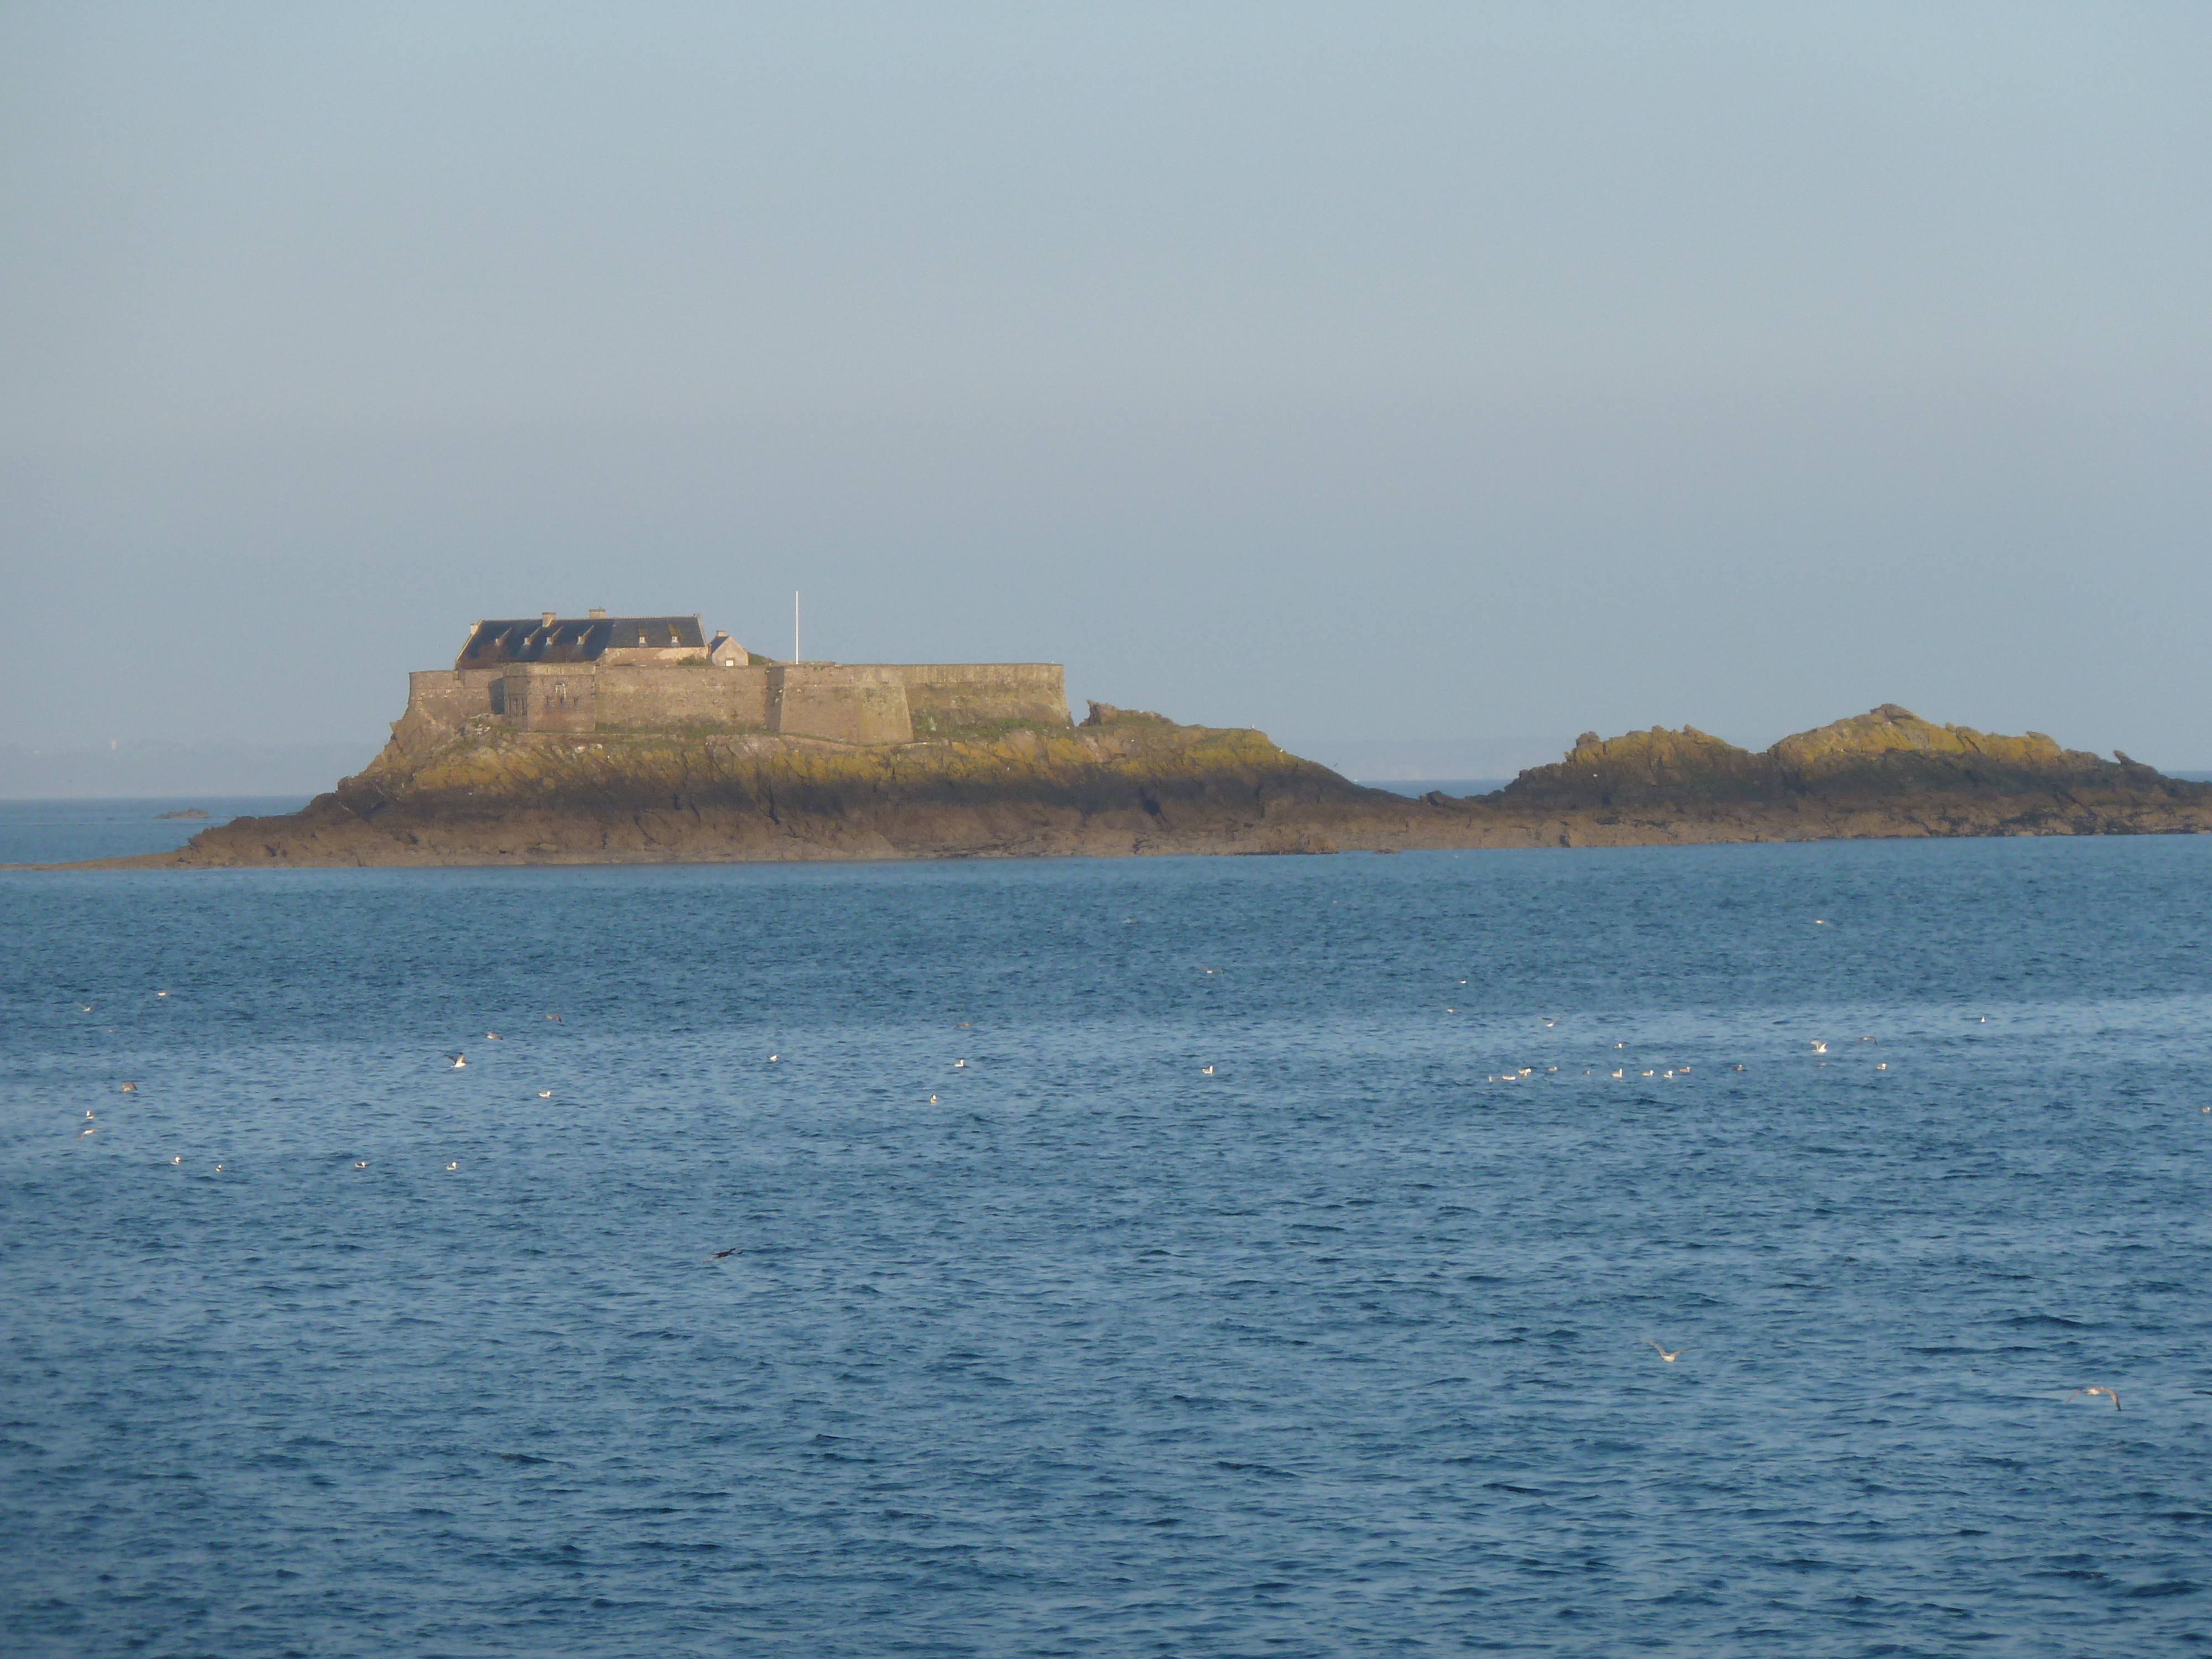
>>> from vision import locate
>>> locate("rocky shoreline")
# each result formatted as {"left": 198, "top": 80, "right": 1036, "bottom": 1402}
{"left": 37, "top": 702, "right": 2212, "bottom": 870}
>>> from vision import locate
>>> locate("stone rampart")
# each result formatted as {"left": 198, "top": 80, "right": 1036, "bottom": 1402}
{"left": 396, "top": 655, "right": 1064, "bottom": 749}
{"left": 769, "top": 664, "right": 914, "bottom": 745}
{"left": 502, "top": 663, "right": 596, "bottom": 733}
{"left": 891, "top": 664, "right": 1070, "bottom": 734}
{"left": 592, "top": 664, "right": 773, "bottom": 732}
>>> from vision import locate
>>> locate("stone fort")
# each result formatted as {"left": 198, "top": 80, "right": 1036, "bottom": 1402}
{"left": 398, "top": 611, "right": 1070, "bottom": 748}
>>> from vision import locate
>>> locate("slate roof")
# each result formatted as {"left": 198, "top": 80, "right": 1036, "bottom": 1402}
{"left": 457, "top": 616, "right": 707, "bottom": 667}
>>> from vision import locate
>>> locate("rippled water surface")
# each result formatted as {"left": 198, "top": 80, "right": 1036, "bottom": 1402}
{"left": 3, "top": 841, "right": 2209, "bottom": 1656}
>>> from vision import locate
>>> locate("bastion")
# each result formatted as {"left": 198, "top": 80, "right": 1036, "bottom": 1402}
{"left": 393, "top": 610, "right": 1071, "bottom": 754}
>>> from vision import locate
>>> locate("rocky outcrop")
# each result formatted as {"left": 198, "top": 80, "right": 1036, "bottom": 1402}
{"left": 1483, "top": 705, "right": 2210, "bottom": 842}
{"left": 57, "top": 703, "right": 2212, "bottom": 869}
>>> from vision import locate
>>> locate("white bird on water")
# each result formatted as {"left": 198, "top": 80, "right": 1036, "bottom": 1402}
{"left": 538, "top": 1091, "right": 554, "bottom": 1099}
{"left": 119, "top": 1082, "right": 137, "bottom": 1093}
{"left": 1201, "top": 1065, "right": 1215, "bottom": 1076}
{"left": 1811, "top": 1041, "right": 1828, "bottom": 1055}
{"left": 170, "top": 1156, "right": 181, "bottom": 1166}
{"left": 446, "top": 1162, "right": 458, "bottom": 1172}
{"left": 1647, "top": 1342, "right": 1690, "bottom": 1363}
{"left": 2065, "top": 1386, "right": 2120, "bottom": 1410}
{"left": 77, "top": 1125, "right": 96, "bottom": 1139}
{"left": 953, "top": 1059, "right": 966, "bottom": 1068}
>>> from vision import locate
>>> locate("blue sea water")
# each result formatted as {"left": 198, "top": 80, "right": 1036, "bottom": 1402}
{"left": 0, "top": 798, "right": 311, "bottom": 867}
{"left": 2, "top": 839, "right": 2208, "bottom": 1657}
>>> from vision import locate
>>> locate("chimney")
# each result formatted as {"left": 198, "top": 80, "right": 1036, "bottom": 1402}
{"left": 588, "top": 607, "right": 607, "bottom": 619}
{"left": 541, "top": 611, "right": 557, "bottom": 627}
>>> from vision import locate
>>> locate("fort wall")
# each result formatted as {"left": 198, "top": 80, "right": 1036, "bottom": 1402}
{"left": 501, "top": 663, "right": 596, "bottom": 733}
{"left": 769, "top": 664, "right": 915, "bottom": 746}
{"left": 891, "top": 664, "right": 1070, "bottom": 735}
{"left": 592, "top": 664, "right": 773, "bottom": 732}
{"left": 398, "top": 654, "right": 1067, "bottom": 749}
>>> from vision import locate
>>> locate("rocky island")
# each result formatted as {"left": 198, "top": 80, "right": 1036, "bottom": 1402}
{"left": 62, "top": 612, "right": 2212, "bottom": 867}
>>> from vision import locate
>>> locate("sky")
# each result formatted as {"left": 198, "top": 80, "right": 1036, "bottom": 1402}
{"left": 4, "top": 1, "right": 2209, "bottom": 789}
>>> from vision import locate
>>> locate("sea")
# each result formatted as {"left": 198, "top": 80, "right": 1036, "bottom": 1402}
{"left": 2, "top": 831, "right": 2208, "bottom": 1656}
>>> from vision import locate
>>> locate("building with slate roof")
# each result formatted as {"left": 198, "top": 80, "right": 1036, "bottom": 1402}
{"left": 456, "top": 611, "right": 714, "bottom": 669}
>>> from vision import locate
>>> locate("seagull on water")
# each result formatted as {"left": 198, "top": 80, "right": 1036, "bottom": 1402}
{"left": 953, "top": 1059, "right": 966, "bottom": 1068}
{"left": 1876, "top": 1062, "right": 1887, "bottom": 1071}
{"left": 768, "top": 1053, "right": 779, "bottom": 1063}
{"left": 1543, "top": 1018, "right": 1557, "bottom": 1028}
{"left": 928, "top": 1094, "right": 938, "bottom": 1105}
{"left": 354, "top": 1161, "right": 367, "bottom": 1170}
{"left": 546, "top": 1013, "right": 562, "bottom": 1022}
{"left": 79, "top": 1003, "right": 95, "bottom": 1013}
{"left": 77, "top": 1125, "right": 96, "bottom": 1139}
{"left": 1202, "top": 1065, "right": 1215, "bottom": 1076}
{"left": 119, "top": 1081, "right": 137, "bottom": 1092}
{"left": 170, "top": 1156, "right": 181, "bottom": 1165}
{"left": 212, "top": 1164, "right": 223, "bottom": 1173}
{"left": 538, "top": 1091, "right": 553, "bottom": 1099}
{"left": 157, "top": 989, "right": 171, "bottom": 997}
{"left": 446, "top": 1162, "right": 458, "bottom": 1172}
{"left": 1811, "top": 1041, "right": 1828, "bottom": 1055}
{"left": 1647, "top": 1342, "right": 1690, "bottom": 1363}
{"left": 1611, "top": 1069, "right": 1624, "bottom": 1079}
{"left": 2065, "top": 1386, "right": 2120, "bottom": 1410}
{"left": 486, "top": 1032, "right": 501, "bottom": 1041}
{"left": 85, "top": 1110, "right": 96, "bottom": 1120}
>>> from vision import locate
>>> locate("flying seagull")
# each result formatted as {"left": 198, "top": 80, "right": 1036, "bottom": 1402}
{"left": 2064, "top": 1386, "right": 2120, "bottom": 1410}
{"left": 446, "top": 1053, "right": 467, "bottom": 1068}
{"left": 1811, "top": 1041, "right": 1828, "bottom": 1055}
{"left": 1647, "top": 1342, "right": 1690, "bottom": 1363}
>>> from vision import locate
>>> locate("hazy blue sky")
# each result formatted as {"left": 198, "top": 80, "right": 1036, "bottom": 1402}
{"left": 4, "top": 2, "right": 2208, "bottom": 780}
